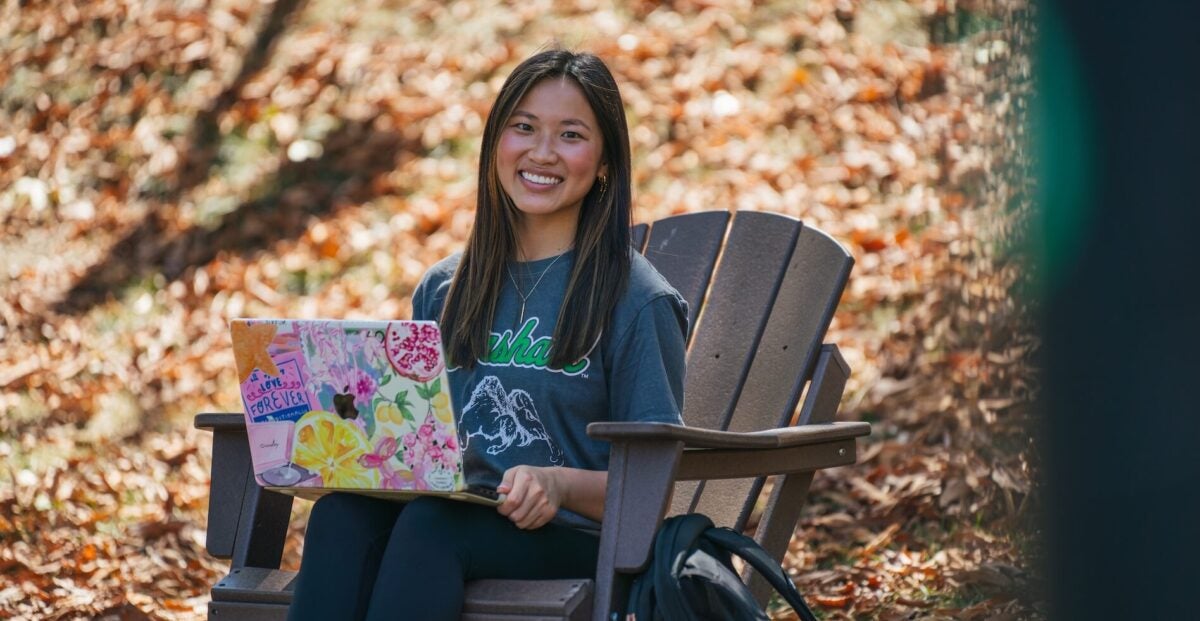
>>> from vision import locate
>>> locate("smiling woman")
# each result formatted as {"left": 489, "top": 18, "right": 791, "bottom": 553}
{"left": 286, "top": 49, "right": 688, "bottom": 621}
{"left": 496, "top": 78, "right": 608, "bottom": 256}
{"left": 445, "top": 50, "right": 636, "bottom": 376}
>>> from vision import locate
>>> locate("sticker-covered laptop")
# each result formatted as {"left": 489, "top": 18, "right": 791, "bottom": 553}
{"left": 230, "top": 318, "right": 500, "bottom": 505}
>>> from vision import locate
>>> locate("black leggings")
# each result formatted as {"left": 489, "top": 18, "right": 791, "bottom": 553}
{"left": 287, "top": 493, "right": 601, "bottom": 621}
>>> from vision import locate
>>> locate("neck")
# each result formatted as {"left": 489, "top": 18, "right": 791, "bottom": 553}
{"left": 515, "top": 213, "right": 578, "bottom": 261}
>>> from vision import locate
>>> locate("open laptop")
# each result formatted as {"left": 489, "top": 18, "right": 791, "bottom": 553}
{"left": 230, "top": 318, "right": 501, "bottom": 506}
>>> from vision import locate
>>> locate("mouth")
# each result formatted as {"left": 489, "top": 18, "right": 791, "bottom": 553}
{"left": 520, "top": 170, "right": 563, "bottom": 186}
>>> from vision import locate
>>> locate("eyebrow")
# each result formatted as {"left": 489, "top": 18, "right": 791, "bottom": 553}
{"left": 511, "top": 110, "right": 593, "bottom": 130}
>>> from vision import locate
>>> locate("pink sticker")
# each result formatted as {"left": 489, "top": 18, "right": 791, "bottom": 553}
{"left": 241, "top": 352, "right": 317, "bottom": 423}
{"left": 247, "top": 420, "right": 294, "bottom": 474}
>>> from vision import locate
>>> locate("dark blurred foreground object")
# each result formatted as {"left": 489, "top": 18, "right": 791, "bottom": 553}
{"left": 1038, "top": 1, "right": 1200, "bottom": 619}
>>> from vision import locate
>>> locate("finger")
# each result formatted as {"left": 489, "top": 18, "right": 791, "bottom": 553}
{"left": 512, "top": 508, "right": 533, "bottom": 529}
{"left": 498, "top": 467, "right": 518, "bottom": 494}
{"left": 498, "top": 468, "right": 530, "bottom": 516}
{"left": 526, "top": 506, "right": 554, "bottom": 530}
{"left": 508, "top": 480, "right": 546, "bottom": 527}
{"left": 522, "top": 507, "right": 550, "bottom": 530}
{"left": 507, "top": 491, "right": 537, "bottom": 526}
{"left": 514, "top": 492, "right": 550, "bottom": 530}
{"left": 514, "top": 504, "right": 544, "bottom": 530}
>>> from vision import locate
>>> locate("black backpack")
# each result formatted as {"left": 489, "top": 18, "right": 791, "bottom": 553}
{"left": 622, "top": 513, "right": 819, "bottom": 621}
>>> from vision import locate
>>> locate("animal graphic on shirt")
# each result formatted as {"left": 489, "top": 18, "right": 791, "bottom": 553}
{"left": 460, "top": 376, "right": 564, "bottom": 465}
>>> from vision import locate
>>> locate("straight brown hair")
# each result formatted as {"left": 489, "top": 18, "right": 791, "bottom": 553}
{"left": 440, "top": 49, "right": 633, "bottom": 370}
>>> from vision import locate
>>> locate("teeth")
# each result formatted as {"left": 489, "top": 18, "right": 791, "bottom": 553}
{"left": 521, "top": 171, "right": 562, "bottom": 185}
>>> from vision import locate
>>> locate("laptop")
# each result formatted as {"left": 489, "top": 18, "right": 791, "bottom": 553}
{"left": 230, "top": 318, "right": 501, "bottom": 506}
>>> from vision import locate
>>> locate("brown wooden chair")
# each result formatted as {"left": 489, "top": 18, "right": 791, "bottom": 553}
{"left": 195, "top": 209, "right": 870, "bottom": 621}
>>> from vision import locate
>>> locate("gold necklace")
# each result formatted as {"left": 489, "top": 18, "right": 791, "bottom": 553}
{"left": 506, "top": 251, "right": 567, "bottom": 325}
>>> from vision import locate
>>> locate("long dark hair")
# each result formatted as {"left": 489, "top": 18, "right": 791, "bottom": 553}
{"left": 440, "top": 49, "right": 633, "bottom": 370}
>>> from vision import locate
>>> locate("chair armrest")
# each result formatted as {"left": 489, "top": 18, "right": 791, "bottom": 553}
{"left": 194, "top": 412, "right": 292, "bottom": 569}
{"left": 586, "top": 420, "right": 870, "bottom": 449}
{"left": 196, "top": 412, "right": 247, "bottom": 432}
{"left": 589, "top": 341, "right": 861, "bottom": 619}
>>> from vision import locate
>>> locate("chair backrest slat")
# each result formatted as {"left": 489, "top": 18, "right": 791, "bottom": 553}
{"left": 641, "top": 211, "right": 729, "bottom": 340}
{"left": 729, "top": 225, "right": 853, "bottom": 431}
{"left": 635, "top": 210, "right": 852, "bottom": 527}
{"left": 678, "top": 211, "right": 800, "bottom": 433}
{"left": 631, "top": 223, "right": 649, "bottom": 253}
{"left": 690, "top": 225, "right": 854, "bottom": 529}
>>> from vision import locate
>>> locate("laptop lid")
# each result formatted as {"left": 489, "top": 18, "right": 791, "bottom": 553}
{"left": 230, "top": 319, "right": 497, "bottom": 505}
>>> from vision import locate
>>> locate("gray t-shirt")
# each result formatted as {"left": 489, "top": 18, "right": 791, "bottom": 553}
{"left": 412, "top": 249, "right": 687, "bottom": 529}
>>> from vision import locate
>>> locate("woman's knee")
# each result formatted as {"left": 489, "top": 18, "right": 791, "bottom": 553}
{"left": 311, "top": 492, "right": 378, "bottom": 522}
{"left": 391, "top": 496, "right": 494, "bottom": 552}
{"left": 394, "top": 497, "right": 465, "bottom": 533}
{"left": 380, "top": 497, "right": 494, "bottom": 583}
{"left": 306, "top": 493, "right": 398, "bottom": 546}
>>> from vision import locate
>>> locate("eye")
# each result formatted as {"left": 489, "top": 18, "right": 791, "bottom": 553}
{"left": 512, "top": 122, "right": 534, "bottom": 132}
{"left": 562, "top": 131, "right": 583, "bottom": 140}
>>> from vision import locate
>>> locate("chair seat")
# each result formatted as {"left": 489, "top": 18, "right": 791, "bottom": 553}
{"left": 209, "top": 566, "right": 593, "bottom": 620}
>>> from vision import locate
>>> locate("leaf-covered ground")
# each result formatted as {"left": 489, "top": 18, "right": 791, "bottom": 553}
{"left": 0, "top": 0, "right": 1041, "bottom": 618}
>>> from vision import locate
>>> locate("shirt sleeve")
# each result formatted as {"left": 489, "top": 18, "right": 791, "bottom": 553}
{"left": 410, "top": 268, "right": 440, "bottom": 322}
{"left": 607, "top": 293, "right": 688, "bottom": 425}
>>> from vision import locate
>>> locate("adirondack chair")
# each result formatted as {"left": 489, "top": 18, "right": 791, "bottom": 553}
{"left": 194, "top": 209, "right": 870, "bottom": 621}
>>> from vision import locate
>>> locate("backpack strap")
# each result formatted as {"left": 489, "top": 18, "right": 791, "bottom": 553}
{"left": 622, "top": 516, "right": 710, "bottom": 621}
{"left": 653, "top": 514, "right": 714, "bottom": 620}
{"left": 625, "top": 561, "right": 654, "bottom": 620}
{"left": 702, "top": 527, "right": 818, "bottom": 621}
{"left": 621, "top": 514, "right": 818, "bottom": 621}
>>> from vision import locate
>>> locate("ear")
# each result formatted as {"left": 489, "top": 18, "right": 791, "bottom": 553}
{"left": 597, "top": 162, "right": 609, "bottom": 181}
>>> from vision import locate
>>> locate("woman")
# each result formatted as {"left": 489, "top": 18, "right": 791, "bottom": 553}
{"left": 289, "top": 49, "right": 688, "bottom": 621}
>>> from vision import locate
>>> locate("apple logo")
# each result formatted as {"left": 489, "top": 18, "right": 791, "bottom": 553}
{"left": 333, "top": 386, "right": 359, "bottom": 420}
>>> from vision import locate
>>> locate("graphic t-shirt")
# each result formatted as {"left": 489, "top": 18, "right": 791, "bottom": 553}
{"left": 411, "top": 249, "right": 688, "bottom": 529}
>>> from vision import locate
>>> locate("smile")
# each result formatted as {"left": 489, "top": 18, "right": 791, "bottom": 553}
{"left": 520, "top": 171, "right": 562, "bottom": 186}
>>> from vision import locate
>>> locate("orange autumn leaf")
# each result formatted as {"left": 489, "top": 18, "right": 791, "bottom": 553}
{"left": 851, "top": 229, "right": 889, "bottom": 253}
{"left": 857, "top": 84, "right": 883, "bottom": 103}
{"left": 162, "top": 599, "right": 196, "bottom": 611}
{"left": 813, "top": 594, "right": 853, "bottom": 608}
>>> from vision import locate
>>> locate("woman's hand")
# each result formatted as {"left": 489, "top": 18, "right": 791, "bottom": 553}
{"left": 497, "top": 466, "right": 608, "bottom": 529}
{"left": 497, "top": 465, "right": 563, "bottom": 530}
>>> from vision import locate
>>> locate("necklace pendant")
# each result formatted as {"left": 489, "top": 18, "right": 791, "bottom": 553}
{"left": 506, "top": 250, "right": 567, "bottom": 329}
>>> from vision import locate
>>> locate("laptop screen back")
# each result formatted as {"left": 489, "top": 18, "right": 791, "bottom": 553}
{"left": 231, "top": 319, "right": 464, "bottom": 495}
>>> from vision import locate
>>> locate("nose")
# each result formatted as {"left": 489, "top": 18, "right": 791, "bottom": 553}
{"left": 529, "top": 133, "right": 557, "bottom": 164}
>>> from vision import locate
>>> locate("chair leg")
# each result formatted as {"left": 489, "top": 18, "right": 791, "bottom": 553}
{"left": 592, "top": 440, "right": 682, "bottom": 621}
{"left": 231, "top": 476, "right": 294, "bottom": 570}
{"left": 746, "top": 471, "right": 816, "bottom": 605}
{"left": 746, "top": 343, "right": 849, "bottom": 604}
{"left": 204, "top": 424, "right": 294, "bottom": 569}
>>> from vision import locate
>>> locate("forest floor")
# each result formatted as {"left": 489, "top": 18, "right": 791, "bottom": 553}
{"left": 0, "top": 0, "right": 1041, "bottom": 618}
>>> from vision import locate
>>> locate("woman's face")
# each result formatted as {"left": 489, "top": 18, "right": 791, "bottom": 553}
{"left": 496, "top": 78, "right": 607, "bottom": 230}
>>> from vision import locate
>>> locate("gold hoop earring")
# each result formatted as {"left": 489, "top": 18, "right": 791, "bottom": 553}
{"left": 597, "top": 175, "right": 608, "bottom": 193}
